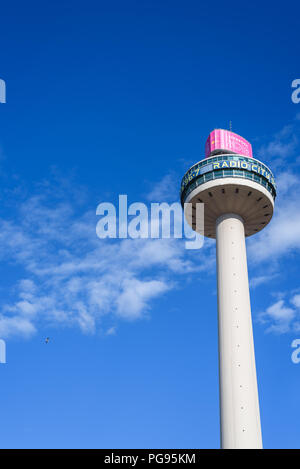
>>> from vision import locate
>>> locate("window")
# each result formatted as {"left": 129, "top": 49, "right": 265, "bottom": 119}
{"left": 181, "top": 159, "right": 276, "bottom": 203}
{"left": 223, "top": 169, "right": 234, "bottom": 176}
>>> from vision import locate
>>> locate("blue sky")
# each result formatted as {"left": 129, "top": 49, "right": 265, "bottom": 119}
{"left": 0, "top": 0, "right": 300, "bottom": 449}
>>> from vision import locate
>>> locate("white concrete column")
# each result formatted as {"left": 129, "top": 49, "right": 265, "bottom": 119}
{"left": 216, "top": 213, "right": 262, "bottom": 449}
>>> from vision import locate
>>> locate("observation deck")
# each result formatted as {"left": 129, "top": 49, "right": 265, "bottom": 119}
{"left": 180, "top": 154, "right": 276, "bottom": 238}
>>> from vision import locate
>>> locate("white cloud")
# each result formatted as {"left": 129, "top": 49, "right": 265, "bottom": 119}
{"left": 146, "top": 173, "right": 179, "bottom": 202}
{"left": 259, "top": 138, "right": 297, "bottom": 160}
{"left": 106, "top": 326, "right": 116, "bottom": 336}
{"left": 247, "top": 171, "right": 300, "bottom": 263}
{"left": 1, "top": 118, "right": 300, "bottom": 339}
{"left": 257, "top": 292, "right": 300, "bottom": 334}
{"left": 0, "top": 182, "right": 210, "bottom": 339}
{"left": 257, "top": 121, "right": 299, "bottom": 166}
{"left": 291, "top": 294, "right": 300, "bottom": 308}
{"left": 275, "top": 171, "right": 299, "bottom": 195}
{"left": 0, "top": 315, "right": 37, "bottom": 339}
{"left": 258, "top": 300, "right": 295, "bottom": 334}
{"left": 250, "top": 274, "right": 277, "bottom": 288}
{"left": 75, "top": 302, "right": 96, "bottom": 334}
{"left": 266, "top": 300, "right": 295, "bottom": 321}
{"left": 248, "top": 117, "right": 300, "bottom": 333}
{"left": 116, "top": 278, "right": 169, "bottom": 319}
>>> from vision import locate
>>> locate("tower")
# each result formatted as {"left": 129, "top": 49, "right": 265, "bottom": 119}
{"left": 181, "top": 129, "right": 276, "bottom": 449}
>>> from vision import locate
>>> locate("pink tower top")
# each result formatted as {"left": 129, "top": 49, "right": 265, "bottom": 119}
{"left": 205, "top": 129, "right": 253, "bottom": 159}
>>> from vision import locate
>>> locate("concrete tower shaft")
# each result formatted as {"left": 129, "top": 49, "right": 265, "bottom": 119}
{"left": 181, "top": 131, "right": 276, "bottom": 450}
{"left": 216, "top": 213, "right": 262, "bottom": 449}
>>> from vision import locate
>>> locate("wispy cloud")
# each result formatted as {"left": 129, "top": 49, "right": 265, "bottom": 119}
{"left": 257, "top": 118, "right": 300, "bottom": 169}
{"left": 249, "top": 274, "right": 278, "bottom": 289}
{"left": 257, "top": 292, "right": 300, "bottom": 334}
{"left": 248, "top": 116, "right": 300, "bottom": 265}
{"left": 0, "top": 176, "right": 212, "bottom": 339}
{"left": 2, "top": 117, "right": 300, "bottom": 339}
{"left": 145, "top": 172, "right": 179, "bottom": 202}
{"left": 247, "top": 116, "right": 300, "bottom": 333}
{"left": 247, "top": 171, "right": 300, "bottom": 263}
